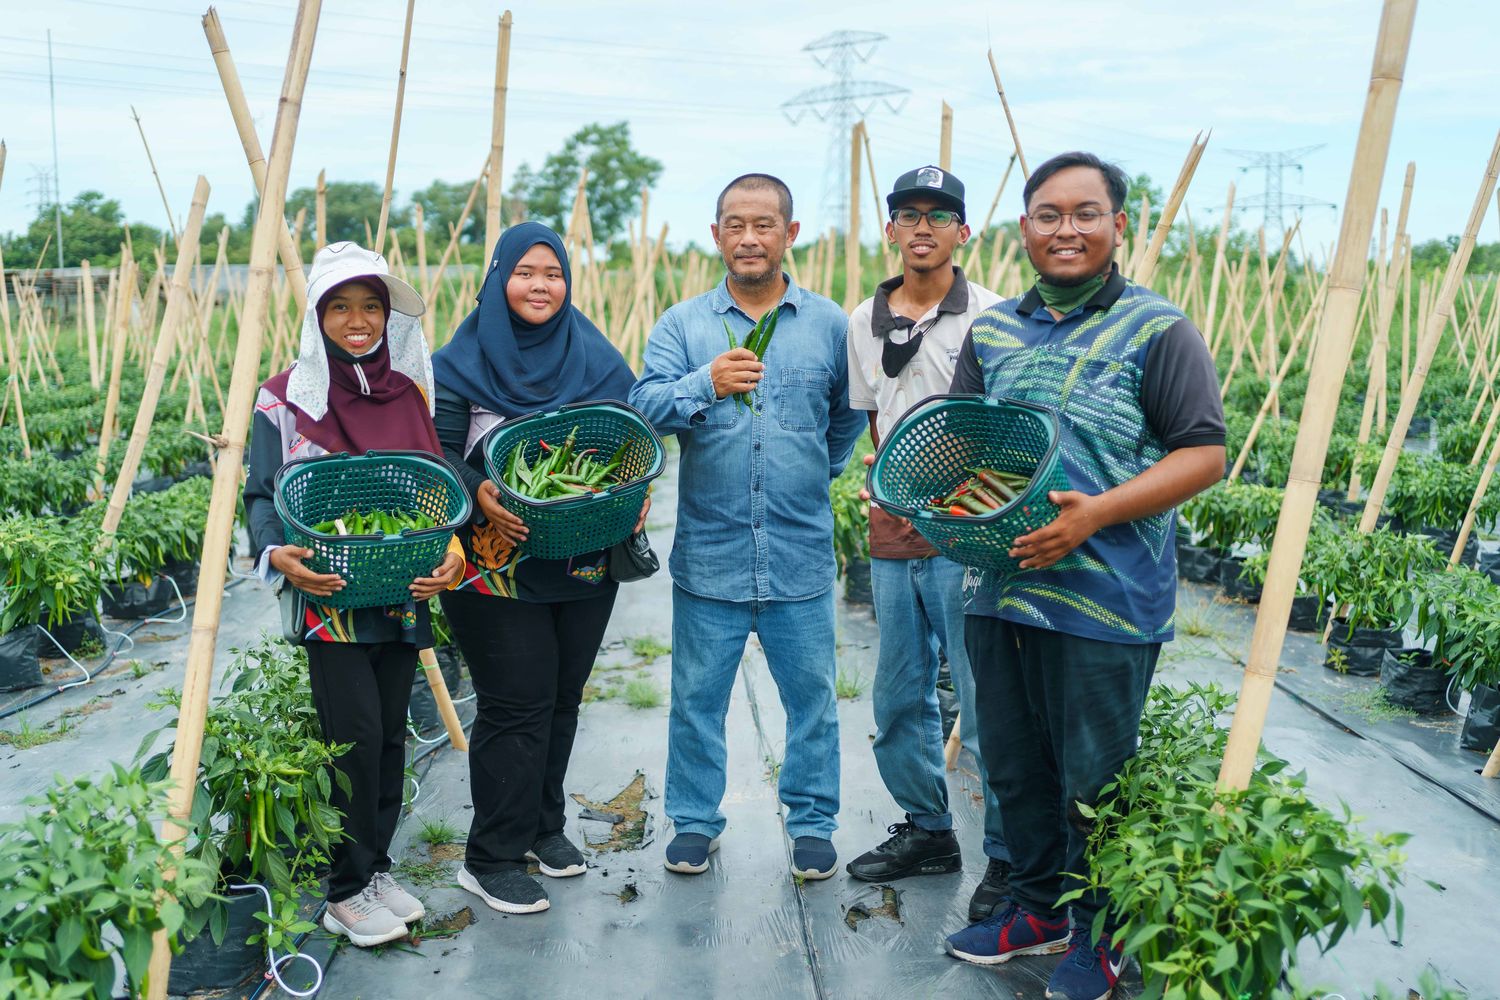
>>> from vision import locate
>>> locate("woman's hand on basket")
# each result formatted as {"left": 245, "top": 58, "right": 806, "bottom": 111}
{"left": 478, "top": 480, "right": 529, "bottom": 544}
{"left": 1008, "top": 490, "right": 1101, "bottom": 569}
{"left": 269, "top": 546, "right": 345, "bottom": 597}
{"left": 634, "top": 494, "right": 652, "bottom": 534}
{"left": 410, "top": 550, "right": 465, "bottom": 599}
{"left": 857, "top": 453, "right": 875, "bottom": 502}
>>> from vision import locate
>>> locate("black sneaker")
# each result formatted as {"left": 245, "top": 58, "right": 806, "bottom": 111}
{"left": 526, "top": 832, "right": 587, "bottom": 878}
{"left": 846, "top": 816, "right": 962, "bottom": 882}
{"left": 458, "top": 863, "right": 549, "bottom": 914}
{"left": 968, "top": 857, "right": 1014, "bottom": 922}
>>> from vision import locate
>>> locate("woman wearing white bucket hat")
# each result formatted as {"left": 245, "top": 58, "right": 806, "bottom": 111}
{"left": 242, "top": 241, "right": 465, "bottom": 947}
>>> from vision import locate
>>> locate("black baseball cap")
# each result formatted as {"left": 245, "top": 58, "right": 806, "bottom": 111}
{"left": 887, "top": 165, "right": 966, "bottom": 222}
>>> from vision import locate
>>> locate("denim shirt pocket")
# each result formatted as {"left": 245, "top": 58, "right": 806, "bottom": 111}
{"left": 776, "top": 366, "right": 832, "bottom": 432}
{"left": 701, "top": 394, "right": 742, "bottom": 429}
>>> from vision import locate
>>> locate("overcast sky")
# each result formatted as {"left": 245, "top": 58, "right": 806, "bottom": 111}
{"left": 2, "top": 0, "right": 1498, "bottom": 263}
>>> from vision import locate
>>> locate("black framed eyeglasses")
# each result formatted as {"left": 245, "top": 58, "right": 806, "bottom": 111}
{"left": 1026, "top": 208, "right": 1118, "bottom": 236}
{"left": 890, "top": 208, "right": 960, "bottom": 229}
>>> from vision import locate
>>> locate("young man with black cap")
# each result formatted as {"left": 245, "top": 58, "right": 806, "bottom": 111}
{"left": 941, "top": 152, "right": 1224, "bottom": 1000}
{"left": 843, "top": 165, "right": 1011, "bottom": 918}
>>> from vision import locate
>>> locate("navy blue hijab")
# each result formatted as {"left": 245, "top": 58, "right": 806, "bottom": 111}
{"left": 433, "top": 222, "right": 634, "bottom": 418}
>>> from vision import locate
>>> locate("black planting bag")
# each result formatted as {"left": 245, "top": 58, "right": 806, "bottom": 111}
{"left": 1380, "top": 648, "right": 1450, "bottom": 715}
{"left": 1325, "top": 622, "right": 1402, "bottom": 677}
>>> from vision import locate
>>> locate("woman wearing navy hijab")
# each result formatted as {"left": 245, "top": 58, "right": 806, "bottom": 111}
{"left": 432, "top": 222, "right": 646, "bottom": 914}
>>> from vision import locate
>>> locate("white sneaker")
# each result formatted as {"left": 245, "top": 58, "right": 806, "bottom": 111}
{"left": 322, "top": 885, "right": 408, "bottom": 947}
{"left": 369, "top": 872, "right": 425, "bottom": 923}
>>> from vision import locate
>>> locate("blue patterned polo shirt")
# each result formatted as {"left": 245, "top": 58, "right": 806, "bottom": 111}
{"left": 950, "top": 264, "right": 1224, "bottom": 644}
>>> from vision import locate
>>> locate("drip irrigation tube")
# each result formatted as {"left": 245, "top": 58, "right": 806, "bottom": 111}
{"left": 0, "top": 571, "right": 248, "bottom": 722}
{"left": 227, "top": 882, "right": 325, "bottom": 998}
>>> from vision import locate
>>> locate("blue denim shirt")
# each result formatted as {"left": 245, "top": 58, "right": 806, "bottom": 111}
{"left": 630, "top": 274, "right": 864, "bottom": 603}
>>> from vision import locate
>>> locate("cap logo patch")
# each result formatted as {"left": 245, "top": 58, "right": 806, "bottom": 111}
{"left": 916, "top": 166, "right": 945, "bottom": 189}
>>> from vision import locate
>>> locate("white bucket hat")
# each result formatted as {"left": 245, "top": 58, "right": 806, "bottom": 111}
{"left": 286, "top": 241, "right": 436, "bottom": 420}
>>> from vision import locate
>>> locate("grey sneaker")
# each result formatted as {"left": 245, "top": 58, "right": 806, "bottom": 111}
{"left": 369, "top": 871, "right": 425, "bottom": 923}
{"left": 458, "top": 864, "right": 550, "bottom": 914}
{"left": 526, "top": 832, "right": 587, "bottom": 878}
{"left": 321, "top": 885, "right": 408, "bottom": 947}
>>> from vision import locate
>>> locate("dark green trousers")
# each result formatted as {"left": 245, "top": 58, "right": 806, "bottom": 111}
{"left": 964, "top": 615, "right": 1158, "bottom": 928}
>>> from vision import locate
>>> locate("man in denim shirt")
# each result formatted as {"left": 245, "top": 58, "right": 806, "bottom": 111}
{"left": 630, "top": 173, "right": 864, "bottom": 880}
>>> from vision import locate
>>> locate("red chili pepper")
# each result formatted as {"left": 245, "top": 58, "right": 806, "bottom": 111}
{"left": 949, "top": 505, "right": 970, "bottom": 516}
{"left": 539, "top": 439, "right": 551, "bottom": 451}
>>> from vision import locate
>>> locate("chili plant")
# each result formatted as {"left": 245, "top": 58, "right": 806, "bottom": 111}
{"left": 1178, "top": 482, "right": 1285, "bottom": 554}
{"left": 1067, "top": 683, "right": 1408, "bottom": 1000}
{"left": 1410, "top": 565, "right": 1500, "bottom": 691}
{"left": 829, "top": 431, "right": 873, "bottom": 575}
{"left": 138, "top": 638, "right": 349, "bottom": 946}
{"left": 1301, "top": 524, "right": 1444, "bottom": 633}
{"left": 0, "top": 765, "right": 214, "bottom": 999}
{"left": 0, "top": 516, "right": 101, "bottom": 632}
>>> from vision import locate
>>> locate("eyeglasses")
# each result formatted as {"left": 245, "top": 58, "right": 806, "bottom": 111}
{"left": 1026, "top": 208, "right": 1117, "bottom": 236}
{"left": 890, "top": 208, "right": 960, "bottom": 229}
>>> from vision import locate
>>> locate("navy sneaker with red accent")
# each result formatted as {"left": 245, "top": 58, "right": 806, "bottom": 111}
{"left": 1045, "top": 925, "right": 1125, "bottom": 1000}
{"left": 944, "top": 901, "right": 1070, "bottom": 965}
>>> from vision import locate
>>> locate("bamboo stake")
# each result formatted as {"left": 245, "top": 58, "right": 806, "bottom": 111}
{"left": 1218, "top": 225, "right": 1298, "bottom": 400}
{"left": 418, "top": 648, "right": 468, "bottom": 750}
{"left": 986, "top": 48, "right": 1028, "bottom": 177}
{"left": 100, "top": 177, "right": 210, "bottom": 540}
{"left": 130, "top": 105, "right": 180, "bottom": 245}
{"left": 146, "top": 4, "right": 319, "bottom": 995}
{"left": 483, "top": 10, "right": 513, "bottom": 261}
{"left": 1227, "top": 276, "right": 1329, "bottom": 481}
{"left": 1358, "top": 129, "right": 1500, "bottom": 533}
{"left": 374, "top": 0, "right": 416, "bottom": 253}
{"left": 1217, "top": 0, "right": 1416, "bottom": 794}
{"left": 939, "top": 101, "right": 953, "bottom": 171}
{"left": 963, "top": 154, "right": 1016, "bottom": 274}
{"left": 315, "top": 168, "right": 327, "bottom": 250}
{"left": 95, "top": 253, "right": 136, "bottom": 489}
{"left": 1133, "top": 131, "right": 1209, "bottom": 289}
{"left": 8, "top": 376, "right": 30, "bottom": 460}
{"left": 944, "top": 713, "right": 961, "bottom": 771}
{"left": 81, "top": 260, "right": 100, "bottom": 388}
{"left": 860, "top": 122, "right": 896, "bottom": 276}
{"left": 844, "top": 121, "right": 863, "bottom": 312}
{"left": 202, "top": 8, "right": 308, "bottom": 315}
{"left": 1125, "top": 194, "right": 1151, "bottom": 280}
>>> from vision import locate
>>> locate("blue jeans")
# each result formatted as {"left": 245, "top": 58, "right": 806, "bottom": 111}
{"left": 666, "top": 585, "right": 839, "bottom": 840}
{"left": 871, "top": 556, "right": 1008, "bottom": 861}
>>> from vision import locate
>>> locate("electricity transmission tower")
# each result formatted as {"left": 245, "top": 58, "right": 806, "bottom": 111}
{"left": 781, "top": 31, "right": 908, "bottom": 230}
{"left": 1225, "top": 145, "right": 1335, "bottom": 240}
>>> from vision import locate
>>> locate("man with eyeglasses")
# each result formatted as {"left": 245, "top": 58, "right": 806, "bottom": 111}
{"left": 942, "top": 152, "right": 1224, "bottom": 1000}
{"left": 842, "top": 165, "right": 1013, "bottom": 918}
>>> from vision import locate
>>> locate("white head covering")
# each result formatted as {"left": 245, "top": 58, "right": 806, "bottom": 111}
{"left": 285, "top": 241, "right": 434, "bottom": 420}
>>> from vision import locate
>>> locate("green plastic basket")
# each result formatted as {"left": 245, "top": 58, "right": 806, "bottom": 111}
{"left": 867, "top": 394, "right": 1067, "bottom": 574}
{"left": 274, "top": 450, "right": 472, "bottom": 609}
{"left": 482, "top": 400, "right": 665, "bottom": 561}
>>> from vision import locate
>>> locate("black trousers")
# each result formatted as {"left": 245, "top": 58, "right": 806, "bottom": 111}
{"left": 965, "top": 616, "right": 1158, "bottom": 929}
{"left": 305, "top": 641, "right": 416, "bottom": 903}
{"left": 441, "top": 587, "right": 617, "bottom": 871}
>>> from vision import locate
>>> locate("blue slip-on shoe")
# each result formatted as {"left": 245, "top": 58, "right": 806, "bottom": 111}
{"left": 1045, "top": 925, "right": 1125, "bottom": 1000}
{"left": 944, "top": 901, "right": 1070, "bottom": 966}
{"left": 663, "top": 832, "right": 719, "bottom": 874}
{"left": 791, "top": 836, "right": 838, "bottom": 880}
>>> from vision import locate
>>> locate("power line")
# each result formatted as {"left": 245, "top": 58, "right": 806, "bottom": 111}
{"left": 1225, "top": 144, "right": 1336, "bottom": 239}
{"left": 47, "top": 29, "right": 64, "bottom": 267}
{"left": 781, "top": 31, "right": 908, "bottom": 229}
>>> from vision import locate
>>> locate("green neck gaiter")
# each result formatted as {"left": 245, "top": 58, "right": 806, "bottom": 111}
{"left": 1035, "top": 272, "right": 1107, "bottom": 315}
